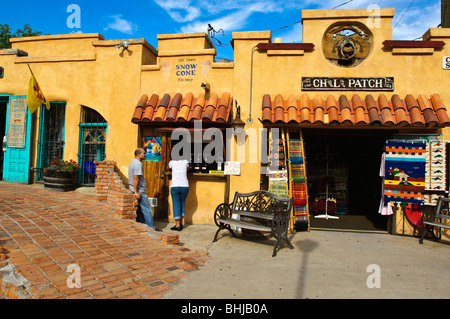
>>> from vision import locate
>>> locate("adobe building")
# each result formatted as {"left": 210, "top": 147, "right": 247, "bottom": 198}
{"left": 1, "top": 8, "right": 450, "bottom": 238}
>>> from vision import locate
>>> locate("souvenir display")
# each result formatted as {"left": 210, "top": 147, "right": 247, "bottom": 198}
{"left": 268, "top": 133, "right": 288, "bottom": 198}
{"left": 288, "top": 137, "right": 310, "bottom": 231}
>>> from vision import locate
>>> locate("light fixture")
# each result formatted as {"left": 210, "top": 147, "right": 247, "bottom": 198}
{"left": 231, "top": 100, "right": 245, "bottom": 135}
{"left": 201, "top": 82, "right": 210, "bottom": 99}
{"left": 115, "top": 41, "right": 130, "bottom": 51}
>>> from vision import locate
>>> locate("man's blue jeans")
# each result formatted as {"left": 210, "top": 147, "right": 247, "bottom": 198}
{"left": 138, "top": 193, "right": 155, "bottom": 228}
{"left": 171, "top": 187, "right": 189, "bottom": 220}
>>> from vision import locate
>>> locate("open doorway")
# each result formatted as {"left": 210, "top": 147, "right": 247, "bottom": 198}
{"left": 303, "top": 129, "right": 394, "bottom": 232}
{"left": 0, "top": 99, "right": 7, "bottom": 180}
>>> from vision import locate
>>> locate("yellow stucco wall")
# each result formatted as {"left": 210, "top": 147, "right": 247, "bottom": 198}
{"left": 1, "top": 34, "right": 157, "bottom": 176}
{"left": 1, "top": 8, "right": 450, "bottom": 228}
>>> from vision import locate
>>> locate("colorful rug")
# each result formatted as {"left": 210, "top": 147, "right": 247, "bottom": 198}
{"left": 384, "top": 141, "right": 426, "bottom": 204}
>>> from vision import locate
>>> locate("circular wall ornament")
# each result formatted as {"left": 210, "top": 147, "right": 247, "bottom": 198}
{"left": 322, "top": 22, "right": 373, "bottom": 67}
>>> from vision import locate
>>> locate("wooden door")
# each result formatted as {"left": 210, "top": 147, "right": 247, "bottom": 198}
{"left": 141, "top": 128, "right": 169, "bottom": 219}
{"left": 3, "top": 96, "right": 32, "bottom": 184}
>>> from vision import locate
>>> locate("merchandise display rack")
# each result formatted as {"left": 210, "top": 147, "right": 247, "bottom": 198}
{"left": 287, "top": 129, "right": 311, "bottom": 232}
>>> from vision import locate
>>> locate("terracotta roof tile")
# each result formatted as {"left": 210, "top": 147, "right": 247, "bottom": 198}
{"left": 167, "top": 93, "right": 182, "bottom": 121}
{"left": 365, "top": 95, "right": 382, "bottom": 125}
{"left": 261, "top": 93, "right": 450, "bottom": 128}
{"left": 132, "top": 92, "right": 232, "bottom": 125}
{"left": 132, "top": 94, "right": 148, "bottom": 123}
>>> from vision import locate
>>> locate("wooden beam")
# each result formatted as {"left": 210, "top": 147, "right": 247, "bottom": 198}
{"left": 443, "top": 0, "right": 450, "bottom": 28}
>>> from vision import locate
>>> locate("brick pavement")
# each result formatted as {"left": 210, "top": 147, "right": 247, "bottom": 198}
{"left": 0, "top": 182, "right": 208, "bottom": 299}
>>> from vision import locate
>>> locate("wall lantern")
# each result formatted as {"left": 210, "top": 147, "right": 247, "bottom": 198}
{"left": 201, "top": 82, "right": 210, "bottom": 99}
{"left": 231, "top": 100, "right": 245, "bottom": 135}
{"left": 0, "top": 66, "right": 4, "bottom": 78}
{"left": 115, "top": 41, "right": 129, "bottom": 51}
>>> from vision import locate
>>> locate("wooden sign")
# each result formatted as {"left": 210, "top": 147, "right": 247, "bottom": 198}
{"left": 302, "top": 77, "right": 394, "bottom": 91}
{"left": 7, "top": 98, "right": 27, "bottom": 148}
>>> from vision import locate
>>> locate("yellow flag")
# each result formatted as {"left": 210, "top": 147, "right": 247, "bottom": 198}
{"left": 27, "top": 73, "right": 50, "bottom": 114}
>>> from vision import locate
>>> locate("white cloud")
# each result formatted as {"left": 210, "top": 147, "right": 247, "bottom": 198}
{"left": 104, "top": 15, "right": 138, "bottom": 35}
{"left": 179, "top": 2, "right": 283, "bottom": 33}
{"left": 392, "top": 2, "right": 441, "bottom": 40}
{"left": 153, "top": 0, "right": 201, "bottom": 22}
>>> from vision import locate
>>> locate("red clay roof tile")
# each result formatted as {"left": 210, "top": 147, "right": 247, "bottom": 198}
{"left": 431, "top": 94, "right": 446, "bottom": 111}
{"left": 300, "top": 108, "right": 311, "bottom": 124}
{"left": 368, "top": 108, "right": 382, "bottom": 125}
{"left": 314, "top": 107, "right": 325, "bottom": 124}
{"left": 326, "top": 95, "right": 338, "bottom": 110}
{"left": 132, "top": 94, "right": 148, "bottom": 123}
{"left": 182, "top": 93, "right": 194, "bottom": 108}
{"left": 132, "top": 92, "right": 232, "bottom": 125}
{"left": 260, "top": 93, "right": 450, "bottom": 128}
{"left": 418, "top": 94, "right": 432, "bottom": 111}
{"left": 423, "top": 108, "right": 438, "bottom": 126}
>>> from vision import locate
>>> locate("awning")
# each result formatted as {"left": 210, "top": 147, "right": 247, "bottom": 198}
{"left": 261, "top": 93, "right": 450, "bottom": 128}
{"left": 132, "top": 92, "right": 232, "bottom": 125}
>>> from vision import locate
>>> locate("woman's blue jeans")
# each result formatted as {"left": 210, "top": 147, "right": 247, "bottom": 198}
{"left": 171, "top": 187, "right": 189, "bottom": 220}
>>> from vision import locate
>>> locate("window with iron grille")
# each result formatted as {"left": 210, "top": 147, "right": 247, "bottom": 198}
{"left": 78, "top": 106, "right": 107, "bottom": 185}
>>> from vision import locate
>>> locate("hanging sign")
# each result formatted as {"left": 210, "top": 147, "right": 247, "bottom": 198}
{"left": 224, "top": 161, "right": 240, "bottom": 175}
{"left": 302, "top": 77, "right": 394, "bottom": 91}
{"left": 443, "top": 57, "right": 450, "bottom": 70}
{"left": 7, "top": 97, "right": 27, "bottom": 148}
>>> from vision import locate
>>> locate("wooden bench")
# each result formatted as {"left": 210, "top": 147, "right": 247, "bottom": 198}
{"left": 213, "top": 190, "right": 294, "bottom": 257}
{"left": 420, "top": 197, "right": 450, "bottom": 244}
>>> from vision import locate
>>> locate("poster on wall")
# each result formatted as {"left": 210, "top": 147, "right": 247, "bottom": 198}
{"left": 144, "top": 137, "right": 162, "bottom": 161}
{"left": 7, "top": 98, "right": 27, "bottom": 148}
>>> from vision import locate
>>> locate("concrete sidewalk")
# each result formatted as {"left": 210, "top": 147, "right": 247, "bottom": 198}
{"left": 164, "top": 223, "right": 450, "bottom": 299}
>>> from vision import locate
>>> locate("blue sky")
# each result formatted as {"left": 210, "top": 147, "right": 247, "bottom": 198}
{"left": 2, "top": 0, "right": 442, "bottom": 61}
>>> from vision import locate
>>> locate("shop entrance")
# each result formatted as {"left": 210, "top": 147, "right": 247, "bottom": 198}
{"left": 0, "top": 99, "right": 7, "bottom": 180}
{"left": 303, "top": 129, "right": 393, "bottom": 232}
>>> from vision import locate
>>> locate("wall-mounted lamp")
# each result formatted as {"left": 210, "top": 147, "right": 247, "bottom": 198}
{"left": 0, "top": 66, "right": 4, "bottom": 78}
{"left": 201, "top": 82, "right": 210, "bottom": 99}
{"left": 231, "top": 100, "right": 245, "bottom": 135}
{"left": 115, "top": 41, "right": 130, "bottom": 51}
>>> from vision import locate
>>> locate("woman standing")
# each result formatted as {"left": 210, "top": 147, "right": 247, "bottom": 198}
{"left": 168, "top": 158, "right": 189, "bottom": 231}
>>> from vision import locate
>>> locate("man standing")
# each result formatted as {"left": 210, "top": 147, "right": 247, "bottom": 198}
{"left": 128, "top": 148, "right": 161, "bottom": 231}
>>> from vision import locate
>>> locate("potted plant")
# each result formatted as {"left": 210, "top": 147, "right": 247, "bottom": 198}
{"left": 43, "top": 158, "right": 80, "bottom": 191}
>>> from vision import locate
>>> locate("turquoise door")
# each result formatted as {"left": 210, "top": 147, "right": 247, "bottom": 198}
{"left": 3, "top": 95, "right": 32, "bottom": 183}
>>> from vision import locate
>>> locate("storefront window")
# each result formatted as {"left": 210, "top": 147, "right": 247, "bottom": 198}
{"left": 170, "top": 128, "right": 225, "bottom": 174}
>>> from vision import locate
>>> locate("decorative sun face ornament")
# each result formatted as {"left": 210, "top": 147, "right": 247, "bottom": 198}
{"left": 322, "top": 22, "right": 373, "bottom": 67}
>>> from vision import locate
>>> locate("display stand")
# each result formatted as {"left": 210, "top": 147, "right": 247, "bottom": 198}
{"left": 287, "top": 129, "right": 311, "bottom": 231}
{"left": 268, "top": 128, "right": 288, "bottom": 198}
{"left": 314, "top": 147, "right": 339, "bottom": 220}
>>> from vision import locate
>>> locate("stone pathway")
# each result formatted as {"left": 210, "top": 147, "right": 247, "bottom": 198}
{"left": 0, "top": 182, "right": 208, "bottom": 299}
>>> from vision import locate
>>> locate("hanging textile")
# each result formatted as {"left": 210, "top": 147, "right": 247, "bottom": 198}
{"left": 289, "top": 139, "right": 309, "bottom": 231}
{"left": 384, "top": 141, "right": 426, "bottom": 204}
{"left": 378, "top": 152, "right": 393, "bottom": 215}
{"left": 268, "top": 137, "right": 288, "bottom": 198}
{"left": 424, "top": 142, "right": 448, "bottom": 205}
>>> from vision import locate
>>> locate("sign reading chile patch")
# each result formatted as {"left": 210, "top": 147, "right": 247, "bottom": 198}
{"left": 302, "top": 77, "right": 394, "bottom": 91}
